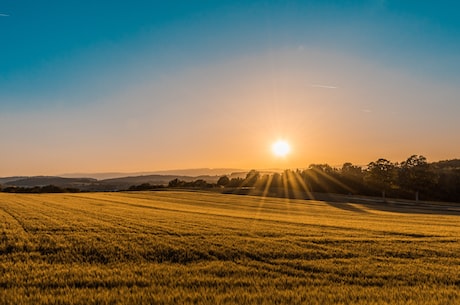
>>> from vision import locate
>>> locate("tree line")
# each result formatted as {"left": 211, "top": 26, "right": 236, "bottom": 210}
{"left": 1, "top": 155, "right": 459, "bottom": 202}
{"left": 134, "top": 155, "right": 460, "bottom": 203}
{"left": 0, "top": 185, "right": 81, "bottom": 193}
{"left": 211, "top": 155, "right": 460, "bottom": 203}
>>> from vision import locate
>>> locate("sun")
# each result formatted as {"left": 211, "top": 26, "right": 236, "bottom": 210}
{"left": 272, "top": 140, "right": 291, "bottom": 157}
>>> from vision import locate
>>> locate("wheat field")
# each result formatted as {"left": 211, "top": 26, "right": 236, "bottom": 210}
{"left": 0, "top": 191, "right": 459, "bottom": 304}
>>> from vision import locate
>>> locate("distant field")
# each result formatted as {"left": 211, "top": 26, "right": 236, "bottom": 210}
{"left": 0, "top": 191, "right": 459, "bottom": 304}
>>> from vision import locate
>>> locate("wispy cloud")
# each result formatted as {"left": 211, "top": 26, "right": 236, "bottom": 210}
{"left": 310, "top": 84, "right": 338, "bottom": 89}
{"left": 0, "top": 13, "right": 9, "bottom": 17}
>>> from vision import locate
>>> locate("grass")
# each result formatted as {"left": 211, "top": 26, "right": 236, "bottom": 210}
{"left": 0, "top": 191, "right": 459, "bottom": 304}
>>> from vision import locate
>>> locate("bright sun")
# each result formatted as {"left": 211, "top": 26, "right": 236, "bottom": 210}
{"left": 272, "top": 140, "right": 291, "bottom": 157}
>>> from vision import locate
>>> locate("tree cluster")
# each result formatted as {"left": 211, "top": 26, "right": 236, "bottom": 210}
{"left": 217, "top": 156, "right": 460, "bottom": 203}
{"left": 127, "top": 183, "right": 165, "bottom": 191}
{"left": 168, "top": 178, "right": 215, "bottom": 189}
{"left": 0, "top": 185, "right": 80, "bottom": 193}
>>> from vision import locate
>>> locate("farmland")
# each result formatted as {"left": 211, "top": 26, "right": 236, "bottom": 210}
{"left": 0, "top": 191, "right": 459, "bottom": 304}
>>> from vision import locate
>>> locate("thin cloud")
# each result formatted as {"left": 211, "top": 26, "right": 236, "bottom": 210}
{"left": 0, "top": 13, "right": 9, "bottom": 17}
{"left": 310, "top": 84, "right": 338, "bottom": 89}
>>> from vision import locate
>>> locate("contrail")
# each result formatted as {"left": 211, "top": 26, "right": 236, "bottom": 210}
{"left": 310, "top": 84, "right": 338, "bottom": 89}
{"left": 0, "top": 13, "right": 9, "bottom": 17}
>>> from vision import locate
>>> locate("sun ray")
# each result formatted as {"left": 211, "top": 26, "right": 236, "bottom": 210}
{"left": 292, "top": 170, "right": 316, "bottom": 201}
{"left": 309, "top": 167, "right": 355, "bottom": 194}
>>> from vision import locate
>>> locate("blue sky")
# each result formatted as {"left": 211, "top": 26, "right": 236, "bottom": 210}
{"left": 1, "top": 1, "right": 460, "bottom": 175}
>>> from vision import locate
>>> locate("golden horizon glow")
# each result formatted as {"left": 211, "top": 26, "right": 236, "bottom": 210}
{"left": 272, "top": 140, "right": 291, "bottom": 157}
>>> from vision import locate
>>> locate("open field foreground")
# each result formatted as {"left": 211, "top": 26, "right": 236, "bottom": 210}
{"left": 1, "top": 191, "right": 459, "bottom": 304}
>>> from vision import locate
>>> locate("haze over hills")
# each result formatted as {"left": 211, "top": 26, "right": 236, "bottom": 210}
{"left": 59, "top": 168, "right": 246, "bottom": 180}
{"left": 0, "top": 175, "right": 200, "bottom": 191}
{"left": 0, "top": 169, "right": 252, "bottom": 191}
{"left": 0, "top": 177, "right": 28, "bottom": 184}
{"left": 2, "top": 160, "right": 459, "bottom": 193}
{"left": 0, "top": 167, "right": 290, "bottom": 192}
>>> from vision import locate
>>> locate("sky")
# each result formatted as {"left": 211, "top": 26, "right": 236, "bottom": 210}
{"left": 1, "top": 0, "right": 460, "bottom": 176}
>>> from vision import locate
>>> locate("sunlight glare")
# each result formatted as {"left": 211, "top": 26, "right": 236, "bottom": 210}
{"left": 272, "top": 140, "right": 291, "bottom": 157}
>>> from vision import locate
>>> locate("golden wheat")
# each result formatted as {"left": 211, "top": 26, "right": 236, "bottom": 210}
{"left": 0, "top": 191, "right": 459, "bottom": 304}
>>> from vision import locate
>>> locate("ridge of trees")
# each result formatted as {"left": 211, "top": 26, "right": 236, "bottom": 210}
{"left": 206, "top": 155, "right": 460, "bottom": 203}
{"left": 127, "top": 183, "right": 165, "bottom": 191}
{"left": 0, "top": 185, "right": 80, "bottom": 193}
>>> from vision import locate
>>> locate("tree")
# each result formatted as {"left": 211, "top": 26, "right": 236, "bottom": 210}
{"left": 227, "top": 177, "right": 243, "bottom": 187}
{"left": 243, "top": 170, "right": 260, "bottom": 187}
{"left": 399, "top": 155, "right": 437, "bottom": 201}
{"left": 40, "top": 185, "right": 64, "bottom": 193}
{"left": 192, "top": 179, "right": 208, "bottom": 188}
{"left": 340, "top": 162, "right": 365, "bottom": 194}
{"left": 217, "top": 175, "right": 230, "bottom": 187}
{"left": 309, "top": 164, "right": 335, "bottom": 174}
{"left": 168, "top": 178, "right": 184, "bottom": 188}
{"left": 306, "top": 164, "right": 344, "bottom": 193}
{"left": 341, "top": 162, "right": 363, "bottom": 178}
{"left": 436, "top": 168, "right": 460, "bottom": 202}
{"left": 366, "top": 158, "right": 396, "bottom": 202}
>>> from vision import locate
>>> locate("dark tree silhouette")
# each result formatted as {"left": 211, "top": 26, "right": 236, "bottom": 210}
{"left": 398, "top": 155, "right": 437, "bottom": 201}
{"left": 366, "top": 158, "right": 396, "bottom": 202}
{"left": 168, "top": 178, "right": 184, "bottom": 188}
{"left": 340, "top": 162, "right": 365, "bottom": 194}
{"left": 341, "top": 162, "right": 363, "bottom": 179}
{"left": 243, "top": 170, "right": 260, "bottom": 187}
{"left": 227, "top": 177, "right": 244, "bottom": 188}
{"left": 217, "top": 175, "right": 230, "bottom": 187}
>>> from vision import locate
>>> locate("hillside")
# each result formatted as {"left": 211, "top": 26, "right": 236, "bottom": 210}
{"left": 3, "top": 176, "right": 96, "bottom": 188}
{"left": 0, "top": 174, "right": 226, "bottom": 191}
{"left": 59, "top": 168, "right": 245, "bottom": 180}
{"left": 0, "top": 176, "right": 27, "bottom": 184}
{"left": 96, "top": 174, "right": 222, "bottom": 190}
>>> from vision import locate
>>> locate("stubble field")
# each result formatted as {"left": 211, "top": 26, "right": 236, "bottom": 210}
{"left": 0, "top": 191, "right": 459, "bottom": 304}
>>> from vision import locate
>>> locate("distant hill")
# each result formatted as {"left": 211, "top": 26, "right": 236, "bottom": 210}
{"left": 1, "top": 174, "right": 227, "bottom": 192}
{"left": 4, "top": 176, "right": 96, "bottom": 188}
{"left": 0, "top": 177, "right": 27, "bottom": 184}
{"left": 148, "top": 168, "right": 244, "bottom": 177}
{"left": 60, "top": 168, "right": 244, "bottom": 179}
{"left": 0, "top": 169, "right": 286, "bottom": 192}
{"left": 59, "top": 172, "right": 139, "bottom": 180}
{"left": 96, "top": 174, "right": 222, "bottom": 191}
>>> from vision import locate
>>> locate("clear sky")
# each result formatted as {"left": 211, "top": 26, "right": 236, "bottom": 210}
{"left": 1, "top": 1, "right": 460, "bottom": 176}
